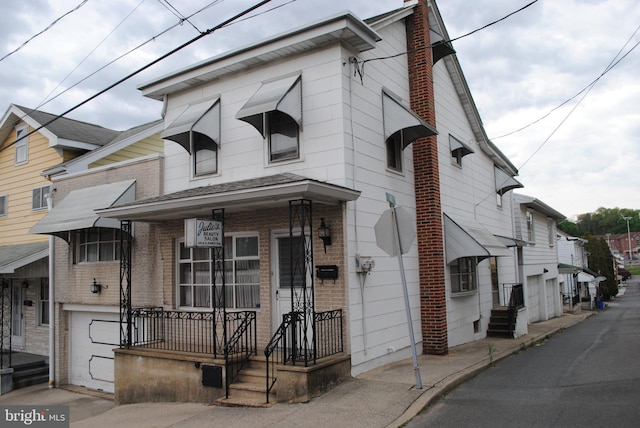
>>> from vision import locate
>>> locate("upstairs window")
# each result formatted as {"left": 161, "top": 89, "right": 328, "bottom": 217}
{"left": 382, "top": 89, "right": 437, "bottom": 174}
{"left": 547, "top": 218, "right": 555, "bottom": 246}
{"left": 236, "top": 73, "right": 302, "bottom": 165}
{"left": 449, "top": 135, "right": 474, "bottom": 167}
{"left": 526, "top": 210, "right": 535, "bottom": 243}
{"left": 15, "top": 125, "right": 28, "bottom": 165}
{"left": 32, "top": 185, "right": 50, "bottom": 211}
{"left": 267, "top": 110, "right": 299, "bottom": 162}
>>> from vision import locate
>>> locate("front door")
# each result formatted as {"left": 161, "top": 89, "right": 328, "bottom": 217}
{"left": 271, "top": 231, "right": 314, "bottom": 349}
{"left": 11, "top": 282, "right": 24, "bottom": 349}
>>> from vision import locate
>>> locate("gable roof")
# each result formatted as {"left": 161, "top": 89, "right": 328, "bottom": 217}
{"left": 42, "top": 119, "right": 164, "bottom": 177}
{"left": 514, "top": 193, "right": 566, "bottom": 220}
{"left": 0, "top": 104, "right": 119, "bottom": 152}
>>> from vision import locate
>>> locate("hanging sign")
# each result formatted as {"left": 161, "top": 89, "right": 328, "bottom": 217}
{"left": 184, "top": 218, "right": 223, "bottom": 248}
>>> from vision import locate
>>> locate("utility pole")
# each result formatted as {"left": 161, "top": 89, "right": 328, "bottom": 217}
{"left": 623, "top": 216, "right": 632, "bottom": 264}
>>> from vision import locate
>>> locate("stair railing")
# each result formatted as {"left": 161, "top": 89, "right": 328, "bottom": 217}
{"left": 224, "top": 311, "right": 257, "bottom": 398}
{"left": 264, "top": 312, "right": 292, "bottom": 403}
{"left": 506, "top": 283, "right": 524, "bottom": 337}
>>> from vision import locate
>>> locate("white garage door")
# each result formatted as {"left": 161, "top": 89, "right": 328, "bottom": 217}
{"left": 69, "top": 310, "right": 119, "bottom": 393}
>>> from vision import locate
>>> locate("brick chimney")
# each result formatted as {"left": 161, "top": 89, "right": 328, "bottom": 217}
{"left": 405, "top": 0, "right": 448, "bottom": 355}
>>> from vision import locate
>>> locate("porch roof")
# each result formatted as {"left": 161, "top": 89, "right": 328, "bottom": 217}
{"left": 0, "top": 242, "right": 48, "bottom": 274}
{"left": 30, "top": 180, "right": 136, "bottom": 241}
{"left": 558, "top": 263, "right": 582, "bottom": 274}
{"left": 96, "top": 173, "right": 360, "bottom": 222}
{"left": 444, "top": 213, "right": 512, "bottom": 264}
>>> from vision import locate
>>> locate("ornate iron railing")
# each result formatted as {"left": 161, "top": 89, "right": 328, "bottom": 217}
{"left": 224, "top": 311, "right": 257, "bottom": 398}
{"left": 264, "top": 309, "right": 343, "bottom": 403}
{"left": 130, "top": 307, "right": 256, "bottom": 360}
{"left": 0, "top": 280, "right": 11, "bottom": 369}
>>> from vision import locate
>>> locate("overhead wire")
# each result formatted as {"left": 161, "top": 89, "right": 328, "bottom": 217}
{"left": 155, "top": 0, "right": 202, "bottom": 33}
{"left": 0, "top": 0, "right": 275, "bottom": 153}
{"left": 0, "top": 0, "right": 90, "bottom": 63}
{"left": 36, "top": 0, "right": 146, "bottom": 111}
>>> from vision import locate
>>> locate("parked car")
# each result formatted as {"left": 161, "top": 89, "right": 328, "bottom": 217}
{"left": 617, "top": 267, "right": 632, "bottom": 281}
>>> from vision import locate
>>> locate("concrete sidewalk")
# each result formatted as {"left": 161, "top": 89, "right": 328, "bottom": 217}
{"left": 0, "top": 311, "right": 593, "bottom": 428}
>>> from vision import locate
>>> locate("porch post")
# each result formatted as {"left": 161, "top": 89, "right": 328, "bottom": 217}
{"left": 211, "top": 209, "right": 225, "bottom": 357}
{"left": 119, "top": 220, "right": 132, "bottom": 348}
{"left": 288, "top": 199, "right": 315, "bottom": 366}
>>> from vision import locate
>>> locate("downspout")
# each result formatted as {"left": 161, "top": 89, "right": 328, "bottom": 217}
{"left": 46, "top": 193, "right": 55, "bottom": 388}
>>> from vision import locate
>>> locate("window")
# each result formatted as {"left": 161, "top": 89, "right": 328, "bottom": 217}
{"left": 496, "top": 190, "right": 504, "bottom": 208}
{"left": 268, "top": 110, "right": 299, "bottom": 162}
{"left": 15, "top": 125, "right": 28, "bottom": 165}
{"left": 547, "top": 218, "right": 555, "bottom": 246}
{"left": 193, "top": 132, "right": 217, "bottom": 176}
{"left": 0, "top": 195, "right": 6, "bottom": 217}
{"left": 449, "top": 135, "right": 474, "bottom": 167}
{"left": 526, "top": 210, "right": 535, "bottom": 242}
{"left": 39, "top": 280, "right": 49, "bottom": 325}
{"left": 178, "top": 234, "right": 260, "bottom": 309}
{"left": 386, "top": 132, "right": 403, "bottom": 173}
{"left": 450, "top": 257, "right": 477, "bottom": 294}
{"left": 32, "top": 185, "right": 50, "bottom": 211}
{"left": 76, "top": 228, "right": 121, "bottom": 262}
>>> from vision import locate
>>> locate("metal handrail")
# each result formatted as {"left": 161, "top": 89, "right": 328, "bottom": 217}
{"left": 224, "top": 311, "right": 257, "bottom": 398}
{"left": 264, "top": 313, "right": 292, "bottom": 403}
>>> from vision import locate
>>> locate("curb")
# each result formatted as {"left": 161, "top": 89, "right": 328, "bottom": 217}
{"left": 389, "top": 313, "right": 592, "bottom": 427}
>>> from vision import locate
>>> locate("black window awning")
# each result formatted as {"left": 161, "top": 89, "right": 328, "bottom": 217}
{"left": 30, "top": 180, "right": 136, "bottom": 241}
{"left": 161, "top": 97, "right": 220, "bottom": 153}
{"left": 236, "top": 73, "right": 302, "bottom": 136}
{"left": 382, "top": 89, "right": 437, "bottom": 149}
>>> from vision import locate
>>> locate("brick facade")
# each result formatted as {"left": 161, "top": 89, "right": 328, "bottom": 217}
{"left": 406, "top": 0, "right": 448, "bottom": 355}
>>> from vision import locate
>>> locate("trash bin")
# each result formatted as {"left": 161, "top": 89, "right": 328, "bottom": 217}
{"left": 597, "top": 299, "right": 604, "bottom": 309}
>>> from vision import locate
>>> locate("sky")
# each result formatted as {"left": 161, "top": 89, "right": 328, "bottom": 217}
{"left": 0, "top": 0, "right": 638, "bottom": 220}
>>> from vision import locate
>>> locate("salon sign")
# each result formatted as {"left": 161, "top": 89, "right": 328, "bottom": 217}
{"left": 184, "top": 218, "right": 223, "bottom": 248}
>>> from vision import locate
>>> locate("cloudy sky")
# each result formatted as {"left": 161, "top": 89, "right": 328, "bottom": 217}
{"left": 0, "top": 0, "right": 638, "bottom": 220}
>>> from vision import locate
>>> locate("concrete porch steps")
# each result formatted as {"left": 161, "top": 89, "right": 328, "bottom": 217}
{"left": 217, "top": 356, "right": 276, "bottom": 407}
{"left": 486, "top": 307, "right": 515, "bottom": 338}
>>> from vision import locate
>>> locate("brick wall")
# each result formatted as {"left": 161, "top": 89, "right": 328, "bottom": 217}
{"left": 406, "top": 0, "right": 448, "bottom": 355}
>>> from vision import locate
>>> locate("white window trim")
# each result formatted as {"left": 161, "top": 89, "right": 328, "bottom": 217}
{"left": 176, "top": 232, "right": 261, "bottom": 311}
{"left": 15, "top": 124, "right": 29, "bottom": 165}
{"left": 264, "top": 112, "right": 302, "bottom": 166}
{"left": 526, "top": 210, "right": 535, "bottom": 243}
{"left": 32, "top": 185, "right": 50, "bottom": 211}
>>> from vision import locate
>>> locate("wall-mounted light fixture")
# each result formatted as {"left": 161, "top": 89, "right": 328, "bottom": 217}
{"left": 90, "top": 278, "right": 102, "bottom": 294}
{"left": 318, "top": 218, "right": 332, "bottom": 253}
{"left": 543, "top": 268, "right": 549, "bottom": 274}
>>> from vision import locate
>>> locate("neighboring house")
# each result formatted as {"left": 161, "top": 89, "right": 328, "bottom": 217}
{"left": 512, "top": 193, "right": 565, "bottom": 323}
{"left": 557, "top": 230, "right": 588, "bottom": 310}
{"left": 0, "top": 104, "right": 121, "bottom": 375}
{"left": 27, "top": 0, "right": 527, "bottom": 405}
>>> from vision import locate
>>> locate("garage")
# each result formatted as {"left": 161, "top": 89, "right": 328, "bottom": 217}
{"left": 69, "top": 307, "right": 119, "bottom": 393}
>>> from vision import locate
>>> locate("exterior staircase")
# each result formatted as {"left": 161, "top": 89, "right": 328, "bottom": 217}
{"left": 486, "top": 306, "right": 515, "bottom": 338}
{"left": 218, "top": 356, "right": 276, "bottom": 407}
{"left": 13, "top": 359, "right": 49, "bottom": 389}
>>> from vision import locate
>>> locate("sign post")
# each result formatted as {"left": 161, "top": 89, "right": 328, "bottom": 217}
{"left": 375, "top": 193, "right": 422, "bottom": 389}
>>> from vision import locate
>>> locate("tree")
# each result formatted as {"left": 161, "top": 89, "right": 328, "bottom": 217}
{"left": 558, "top": 208, "right": 640, "bottom": 236}
{"left": 583, "top": 234, "right": 617, "bottom": 300}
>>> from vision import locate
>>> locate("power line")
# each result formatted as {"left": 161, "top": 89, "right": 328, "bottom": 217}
{"left": 156, "top": 0, "right": 202, "bottom": 33}
{"left": 0, "top": 0, "right": 90, "bottom": 63}
{"left": 0, "top": 0, "right": 274, "bottom": 153}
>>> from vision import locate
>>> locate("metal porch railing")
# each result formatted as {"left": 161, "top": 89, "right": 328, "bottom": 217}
{"left": 264, "top": 309, "right": 343, "bottom": 403}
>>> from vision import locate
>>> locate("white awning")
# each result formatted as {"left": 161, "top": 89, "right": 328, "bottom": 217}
{"left": 577, "top": 272, "right": 595, "bottom": 283}
{"left": 382, "top": 89, "right": 437, "bottom": 149}
{"left": 161, "top": 98, "right": 220, "bottom": 153}
{"left": 30, "top": 180, "right": 136, "bottom": 241}
{"left": 449, "top": 135, "right": 474, "bottom": 157}
{"left": 495, "top": 166, "right": 523, "bottom": 194}
{"left": 444, "top": 213, "right": 512, "bottom": 264}
{"left": 236, "top": 73, "right": 302, "bottom": 136}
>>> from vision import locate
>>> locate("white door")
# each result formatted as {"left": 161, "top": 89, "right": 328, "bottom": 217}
{"left": 271, "top": 232, "right": 314, "bottom": 348}
{"left": 69, "top": 310, "right": 119, "bottom": 393}
{"left": 11, "top": 284, "right": 24, "bottom": 349}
